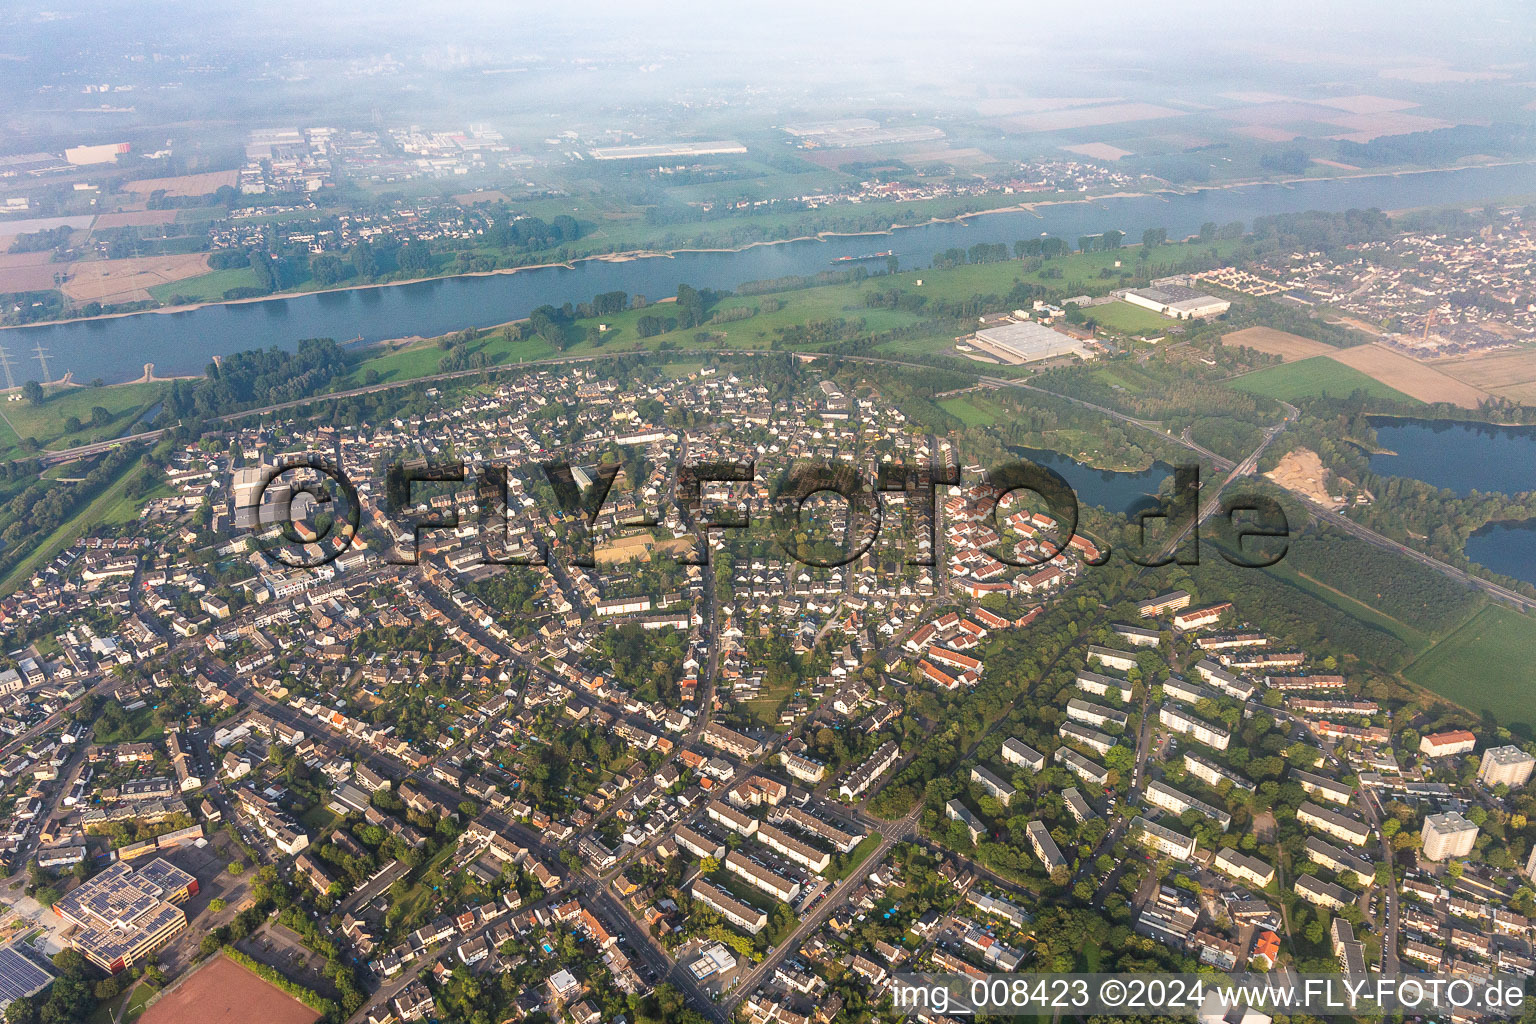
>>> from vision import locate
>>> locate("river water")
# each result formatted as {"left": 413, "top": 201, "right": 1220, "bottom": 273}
{"left": 6, "top": 161, "right": 1535, "bottom": 386}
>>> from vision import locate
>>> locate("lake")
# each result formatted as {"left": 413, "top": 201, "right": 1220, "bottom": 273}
{"left": 1466, "top": 520, "right": 1536, "bottom": 588}
{"left": 5, "top": 161, "right": 1536, "bottom": 385}
{"left": 1367, "top": 416, "right": 1536, "bottom": 585}
{"left": 1010, "top": 446, "right": 1171, "bottom": 517}
{"left": 1367, "top": 417, "right": 1536, "bottom": 497}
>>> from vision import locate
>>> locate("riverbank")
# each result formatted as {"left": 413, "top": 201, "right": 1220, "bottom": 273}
{"left": 9, "top": 158, "right": 1535, "bottom": 338}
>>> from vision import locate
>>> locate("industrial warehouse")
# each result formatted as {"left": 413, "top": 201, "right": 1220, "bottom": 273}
{"left": 965, "top": 318, "right": 1098, "bottom": 364}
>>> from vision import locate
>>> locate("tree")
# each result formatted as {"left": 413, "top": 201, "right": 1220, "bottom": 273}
{"left": 398, "top": 240, "right": 432, "bottom": 274}
{"left": 21, "top": 381, "right": 43, "bottom": 405}
{"left": 227, "top": 860, "right": 245, "bottom": 876}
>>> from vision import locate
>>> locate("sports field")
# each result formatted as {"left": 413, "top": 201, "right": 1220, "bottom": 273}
{"left": 1228, "top": 356, "right": 1417, "bottom": 402}
{"left": 1404, "top": 604, "right": 1536, "bottom": 726}
{"left": 140, "top": 954, "right": 319, "bottom": 1024}
{"left": 939, "top": 394, "right": 1002, "bottom": 426}
{"left": 1086, "top": 300, "right": 1172, "bottom": 335}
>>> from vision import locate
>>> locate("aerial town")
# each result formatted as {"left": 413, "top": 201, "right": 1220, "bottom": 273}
{"left": 4, "top": 3, "right": 1536, "bottom": 1023}
{"left": 1, "top": 356, "right": 1535, "bottom": 1024}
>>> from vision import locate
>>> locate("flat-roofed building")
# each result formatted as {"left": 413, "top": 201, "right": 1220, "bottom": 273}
{"left": 1138, "top": 591, "right": 1190, "bottom": 618}
{"left": 969, "top": 320, "right": 1096, "bottom": 365}
{"left": 1297, "top": 802, "right": 1372, "bottom": 845}
{"left": 1478, "top": 745, "right": 1535, "bottom": 788}
{"left": 1001, "top": 738, "right": 1044, "bottom": 772}
{"left": 1213, "top": 848, "right": 1274, "bottom": 887}
{"left": 1122, "top": 285, "right": 1231, "bottom": 319}
{"left": 52, "top": 859, "right": 196, "bottom": 973}
{"left": 1422, "top": 812, "right": 1479, "bottom": 862}
{"left": 1130, "top": 817, "right": 1197, "bottom": 860}
{"left": 1332, "top": 918, "right": 1368, "bottom": 980}
{"left": 691, "top": 879, "right": 767, "bottom": 934}
{"left": 1026, "top": 820, "right": 1066, "bottom": 871}
{"left": 0, "top": 943, "right": 56, "bottom": 1007}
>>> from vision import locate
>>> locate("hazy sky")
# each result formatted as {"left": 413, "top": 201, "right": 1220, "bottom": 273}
{"left": 2, "top": 0, "right": 1531, "bottom": 145}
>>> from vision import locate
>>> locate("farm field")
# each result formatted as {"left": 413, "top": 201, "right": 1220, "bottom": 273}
{"left": 1228, "top": 356, "right": 1418, "bottom": 402}
{"left": 1327, "top": 343, "right": 1490, "bottom": 408}
{"left": 1404, "top": 604, "right": 1536, "bottom": 727}
{"left": 0, "top": 250, "right": 62, "bottom": 293}
{"left": 60, "top": 253, "right": 212, "bottom": 305}
{"left": 121, "top": 170, "right": 239, "bottom": 198}
{"left": 1430, "top": 346, "right": 1536, "bottom": 405}
{"left": 1220, "top": 325, "right": 1338, "bottom": 362}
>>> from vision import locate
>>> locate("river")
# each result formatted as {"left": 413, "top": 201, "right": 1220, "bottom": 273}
{"left": 5, "top": 161, "right": 1535, "bottom": 386}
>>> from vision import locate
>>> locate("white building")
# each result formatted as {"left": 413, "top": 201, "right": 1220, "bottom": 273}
{"left": 1422, "top": 811, "right": 1479, "bottom": 862}
{"left": 1478, "top": 746, "right": 1535, "bottom": 789}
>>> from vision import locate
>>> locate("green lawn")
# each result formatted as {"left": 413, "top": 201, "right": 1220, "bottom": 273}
{"left": 1227, "top": 357, "right": 1419, "bottom": 403}
{"left": 939, "top": 394, "right": 1001, "bottom": 427}
{"left": 339, "top": 332, "right": 556, "bottom": 388}
{"left": 1404, "top": 604, "right": 1536, "bottom": 726}
{"left": 148, "top": 266, "right": 261, "bottom": 303}
{"left": 1084, "top": 300, "right": 1175, "bottom": 335}
{"left": 0, "top": 381, "right": 166, "bottom": 458}
{"left": 0, "top": 458, "right": 144, "bottom": 593}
